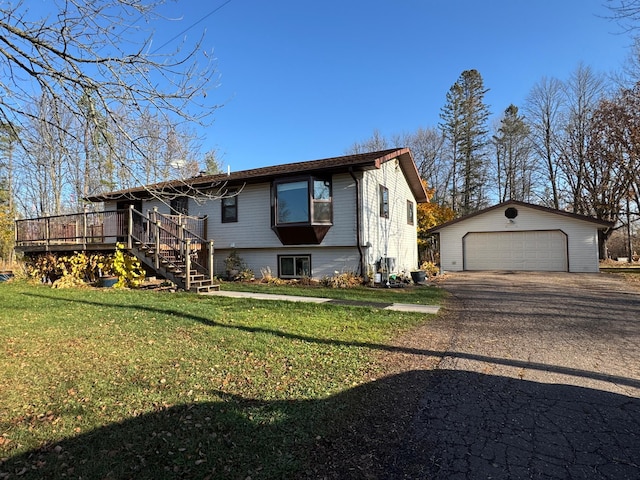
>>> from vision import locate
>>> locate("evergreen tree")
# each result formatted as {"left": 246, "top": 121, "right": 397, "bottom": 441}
{"left": 440, "top": 69, "right": 491, "bottom": 215}
{"left": 492, "top": 104, "right": 534, "bottom": 202}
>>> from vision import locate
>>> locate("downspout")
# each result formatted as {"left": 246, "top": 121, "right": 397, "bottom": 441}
{"left": 349, "top": 167, "right": 365, "bottom": 278}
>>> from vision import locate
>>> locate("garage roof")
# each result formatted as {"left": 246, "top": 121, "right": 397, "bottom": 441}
{"left": 427, "top": 200, "right": 615, "bottom": 232}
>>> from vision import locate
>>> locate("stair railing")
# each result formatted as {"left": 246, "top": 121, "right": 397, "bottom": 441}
{"left": 127, "top": 206, "right": 214, "bottom": 289}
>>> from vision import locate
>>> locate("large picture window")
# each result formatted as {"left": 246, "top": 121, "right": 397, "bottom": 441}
{"left": 274, "top": 177, "right": 332, "bottom": 225}
{"left": 278, "top": 255, "right": 311, "bottom": 278}
{"left": 221, "top": 193, "right": 238, "bottom": 223}
{"left": 276, "top": 181, "right": 309, "bottom": 223}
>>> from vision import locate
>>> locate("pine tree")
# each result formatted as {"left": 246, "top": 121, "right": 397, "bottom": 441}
{"left": 493, "top": 104, "right": 533, "bottom": 202}
{"left": 440, "top": 69, "right": 490, "bottom": 215}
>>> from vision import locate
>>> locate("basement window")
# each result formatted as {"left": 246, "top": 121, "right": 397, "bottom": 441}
{"left": 278, "top": 255, "right": 311, "bottom": 278}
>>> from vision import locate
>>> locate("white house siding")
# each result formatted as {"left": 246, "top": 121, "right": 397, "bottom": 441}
{"left": 192, "top": 174, "right": 360, "bottom": 250}
{"left": 103, "top": 160, "right": 420, "bottom": 279}
{"left": 438, "top": 204, "right": 601, "bottom": 273}
{"left": 360, "top": 159, "right": 419, "bottom": 276}
{"left": 204, "top": 174, "right": 361, "bottom": 278}
{"left": 212, "top": 247, "right": 360, "bottom": 279}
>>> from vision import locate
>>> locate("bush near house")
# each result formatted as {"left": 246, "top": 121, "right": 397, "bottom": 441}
{"left": 24, "top": 243, "right": 144, "bottom": 288}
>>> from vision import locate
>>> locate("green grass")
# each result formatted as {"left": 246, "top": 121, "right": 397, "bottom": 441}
{"left": 0, "top": 281, "right": 444, "bottom": 479}
{"left": 219, "top": 281, "right": 443, "bottom": 304}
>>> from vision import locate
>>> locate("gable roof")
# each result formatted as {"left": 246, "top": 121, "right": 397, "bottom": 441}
{"left": 86, "top": 148, "right": 429, "bottom": 203}
{"left": 427, "top": 199, "right": 614, "bottom": 232}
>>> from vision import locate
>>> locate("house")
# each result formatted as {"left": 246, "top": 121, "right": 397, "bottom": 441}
{"left": 428, "top": 200, "right": 613, "bottom": 273}
{"left": 16, "top": 148, "right": 428, "bottom": 286}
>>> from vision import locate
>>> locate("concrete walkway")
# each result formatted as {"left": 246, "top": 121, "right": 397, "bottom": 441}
{"left": 203, "top": 289, "right": 440, "bottom": 314}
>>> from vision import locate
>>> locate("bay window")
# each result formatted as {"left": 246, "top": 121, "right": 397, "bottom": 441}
{"left": 272, "top": 177, "right": 333, "bottom": 245}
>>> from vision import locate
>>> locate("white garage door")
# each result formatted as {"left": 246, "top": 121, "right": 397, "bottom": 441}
{"left": 464, "top": 230, "right": 568, "bottom": 271}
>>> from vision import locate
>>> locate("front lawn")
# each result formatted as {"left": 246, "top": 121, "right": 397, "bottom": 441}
{"left": 219, "top": 281, "right": 443, "bottom": 305}
{"left": 0, "top": 281, "right": 443, "bottom": 479}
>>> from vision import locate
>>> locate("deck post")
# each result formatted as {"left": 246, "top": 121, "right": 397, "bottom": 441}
{"left": 45, "top": 216, "right": 50, "bottom": 251}
{"left": 208, "top": 241, "right": 214, "bottom": 282}
{"left": 185, "top": 239, "right": 191, "bottom": 291}
{"left": 154, "top": 217, "right": 160, "bottom": 271}
{"left": 127, "top": 205, "right": 134, "bottom": 249}
{"left": 82, "top": 207, "right": 88, "bottom": 250}
{"left": 179, "top": 224, "right": 185, "bottom": 258}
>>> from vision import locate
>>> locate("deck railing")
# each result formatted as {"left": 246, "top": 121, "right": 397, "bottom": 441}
{"left": 15, "top": 208, "right": 213, "bottom": 290}
{"left": 15, "top": 210, "right": 126, "bottom": 248}
{"left": 15, "top": 210, "right": 207, "bottom": 249}
{"left": 138, "top": 208, "right": 214, "bottom": 290}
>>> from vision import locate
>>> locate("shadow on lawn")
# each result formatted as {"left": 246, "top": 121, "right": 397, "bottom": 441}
{"left": 7, "top": 291, "right": 639, "bottom": 478}
{"left": 20, "top": 292, "right": 640, "bottom": 390}
{"left": 1, "top": 370, "right": 639, "bottom": 480}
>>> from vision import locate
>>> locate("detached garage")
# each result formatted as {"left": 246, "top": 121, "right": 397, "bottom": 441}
{"left": 429, "top": 200, "right": 613, "bottom": 273}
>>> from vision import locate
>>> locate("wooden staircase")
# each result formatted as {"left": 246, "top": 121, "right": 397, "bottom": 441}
{"left": 126, "top": 207, "right": 219, "bottom": 294}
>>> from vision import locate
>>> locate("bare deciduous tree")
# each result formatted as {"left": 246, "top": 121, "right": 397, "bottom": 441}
{"left": 583, "top": 86, "right": 640, "bottom": 256}
{"left": 0, "top": 0, "right": 221, "bottom": 209}
{"left": 606, "top": 0, "right": 640, "bottom": 32}
{"left": 345, "top": 129, "right": 390, "bottom": 155}
{"left": 558, "top": 63, "right": 606, "bottom": 214}
{"left": 525, "top": 77, "right": 565, "bottom": 209}
{"left": 400, "top": 127, "right": 449, "bottom": 203}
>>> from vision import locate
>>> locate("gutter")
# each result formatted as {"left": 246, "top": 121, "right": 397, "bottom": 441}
{"left": 349, "top": 167, "right": 365, "bottom": 278}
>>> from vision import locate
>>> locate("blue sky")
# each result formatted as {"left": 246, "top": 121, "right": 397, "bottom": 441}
{"left": 152, "top": 0, "right": 635, "bottom": 172}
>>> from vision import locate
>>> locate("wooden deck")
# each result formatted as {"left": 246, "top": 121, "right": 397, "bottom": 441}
{"left": 15, "top": 210, "right": 207, "bottom": 253}
{"left": 15, "top": 208, "right": 217, "bottom": 292}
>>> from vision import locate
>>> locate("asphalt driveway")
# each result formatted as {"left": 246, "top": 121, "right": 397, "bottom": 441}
{"left": 386, "top": 271, "right": 640, "bottom": 479}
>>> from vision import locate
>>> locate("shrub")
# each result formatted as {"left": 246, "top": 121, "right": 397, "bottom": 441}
{"left": 26, "top": 251, "right": 110, "bottom": 284}
{"left": 320, "top": 271, "right": 363, "bottom": 288}
{"left": 420, "top": 261, "right": 440, "bottom": 278}
{"left": 236, "top": 268, "right": 255, "bottom": 281}
{"left": 112, "top": 243, "right": 145, "bottom": 288}
{"left": 260, "top": 265, "right": 273, "bottom": 281}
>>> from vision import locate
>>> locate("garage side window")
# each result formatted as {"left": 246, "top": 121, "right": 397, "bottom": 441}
{"left": 407, "top": 200, "right": 414, "bottom": 225}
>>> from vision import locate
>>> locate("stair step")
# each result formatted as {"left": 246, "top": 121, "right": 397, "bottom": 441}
{"left": 130, "top": 231, "right": 216, "bottom": 294}
{"left": 192, "top": 284, "right": 220, "bottom": 294}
